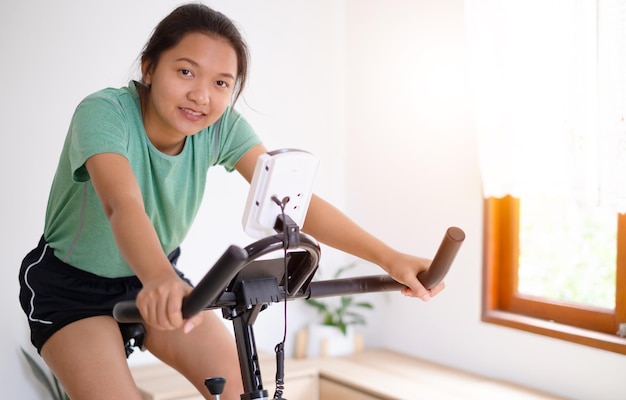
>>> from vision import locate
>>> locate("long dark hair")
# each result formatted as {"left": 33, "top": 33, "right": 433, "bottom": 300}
{"left": 141, "top": 3, "right": 249, "bottom": 105}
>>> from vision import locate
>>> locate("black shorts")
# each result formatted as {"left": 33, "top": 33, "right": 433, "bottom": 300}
{"left": 18, "top": 236, "right": 187, "bottom": 353}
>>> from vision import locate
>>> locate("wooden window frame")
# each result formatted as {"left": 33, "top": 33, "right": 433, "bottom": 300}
{"left": 482, "top": 196, "right": 626, "bottom": 354}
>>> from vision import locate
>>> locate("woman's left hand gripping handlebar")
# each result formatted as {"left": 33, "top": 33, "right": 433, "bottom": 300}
{"left": 385, "top": 252, "right": 446, "bottom": 301}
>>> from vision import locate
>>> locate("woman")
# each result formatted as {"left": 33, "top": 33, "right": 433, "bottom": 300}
{"left": 19, "top": 4, "right": 444, "bottom": 399}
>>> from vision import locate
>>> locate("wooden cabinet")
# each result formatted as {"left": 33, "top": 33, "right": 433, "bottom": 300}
{"left": 319, "top": 350, "right": 562, "bottom": 399}
{"left": 130, "top": 362, "right": 202, "bottom": 400}
{"left": 319, "top": 378, "right": 381, "bottom": 400}
{"left": 131, "top": 349, "right": 562, "bottom": 400}
{"left": 131, "top": 353, "right": 318, "bottom": 400}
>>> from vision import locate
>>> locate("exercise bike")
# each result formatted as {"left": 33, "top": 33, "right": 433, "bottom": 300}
{"left": 113, "top": 149, "right": 465, "bottom": 400}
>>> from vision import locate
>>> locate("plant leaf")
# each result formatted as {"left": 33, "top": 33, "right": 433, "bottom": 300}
{"left": 337, "top": 321, "right": 348, "bottom": 335}
{"left": 333, "top": 263, "right": 357, "bottom": 279}
{"left": 20, "top": 348, "right": 60, "bottom": 400}
{"left": 354, "top": 302, "right": 374, "bottom": 309}
{"left": 306, "top": 262, "right": 375, "bottom": 331}
{"left": 323, "top": 315, "right": 335, "bottom": 325}
{"left": 306, "top": 299, "right": 329, "bottom": 312}
{"left": 340, "top": 296, "right": 354, "bottom": 308}
{"left": 53, "top": 374, "right": 68, "bottom": 400}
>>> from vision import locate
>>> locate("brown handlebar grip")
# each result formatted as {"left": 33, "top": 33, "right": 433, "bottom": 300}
{"left": 417, "top": 226, "right": 465, "bottom": 289}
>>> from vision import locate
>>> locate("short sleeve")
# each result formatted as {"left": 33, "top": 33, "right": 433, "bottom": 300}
{"left": 215, "top": 108, "right": 262, "bottom": 172}
{"left": 68, "top": 94, "right": 130, "bottom": 182}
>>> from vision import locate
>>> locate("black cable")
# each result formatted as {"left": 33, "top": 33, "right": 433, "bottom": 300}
{"left": 270, "top": 195, "right": 290, "bottom": 399}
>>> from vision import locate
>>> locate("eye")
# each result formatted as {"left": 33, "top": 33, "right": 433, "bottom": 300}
{"left": 216, "top": 80, "right": 230, "bottom": 89}
{"left": 179, "top": 69, "right": 193, "bottom": 77}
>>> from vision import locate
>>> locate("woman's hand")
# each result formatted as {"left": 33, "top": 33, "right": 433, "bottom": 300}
{"left": 384, "top": 252, "right": 446, "bottom": 301}
{"left": 136, "top": 271, "right": 203, "bottom": 334}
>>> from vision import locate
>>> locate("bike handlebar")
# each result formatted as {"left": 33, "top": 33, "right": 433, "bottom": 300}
{"left": 182, "top": 245, "right": 249, "bottom": 319}
{"left": 304, "top": 226, "right": 465, "bottom": 298}
{"left": 113, "top": 227, "right": 464, "bottom": 323}
{"left": 418, "top": 226, "right": 465, "bottom": 289}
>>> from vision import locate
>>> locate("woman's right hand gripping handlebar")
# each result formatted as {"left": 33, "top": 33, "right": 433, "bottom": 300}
{"left": 136, "top": 270, "right": 202, "bottom": 334}
{"left": 86, "top": 153, "right": 202, "bottom": 334}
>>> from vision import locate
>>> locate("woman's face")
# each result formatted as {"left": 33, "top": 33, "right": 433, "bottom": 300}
{"left": 142, "top": 32, "right": 237, "bottom": 154}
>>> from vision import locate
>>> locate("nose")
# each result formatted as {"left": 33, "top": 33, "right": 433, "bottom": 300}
{"left": 189, "top": 84, "right": 210, "bottom": 105}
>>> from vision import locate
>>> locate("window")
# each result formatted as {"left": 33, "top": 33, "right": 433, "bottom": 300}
{"left": 483, "top": 196, "right": 626, "bottom": 354}
{"left": 518, "top": 194, "right": 616, "bottom": 310}
{"left": 466, "top": 0, "right": 626, "bottom": 353}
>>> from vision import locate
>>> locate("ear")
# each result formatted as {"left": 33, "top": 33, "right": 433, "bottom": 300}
{"left": 141, "top": 58, "right": 153, "bottom": 86}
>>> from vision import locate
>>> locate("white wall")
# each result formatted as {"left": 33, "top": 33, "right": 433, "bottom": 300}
{"left": 1, "top": 1, "right": 624, "bottom": 399}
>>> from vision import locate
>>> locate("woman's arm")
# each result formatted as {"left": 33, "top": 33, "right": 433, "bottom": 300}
{"left": 235, "top": 145, "right": 444, "bottom": 300}
{"left": 302, "top": 195, "right": 442, "bottom": 300}
{"left": 86, "top": 152, "right": 202, "bottom": 332}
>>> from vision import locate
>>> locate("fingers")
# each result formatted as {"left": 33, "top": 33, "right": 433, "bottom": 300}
{"left": 429, "top": 281, "right": 446, "bottom": 297}
{"left": 402, "top": 280, "right": 446, "bottom": 299}
{"left": 136, "top": 279, "right": 190, "bottom": 331}
{"left": 137, "top": 293, "right": 179, "bottom": 330}
{"left": 397, "top": 262, "right": 447, "bottom": 301}
{"left": 183, "top": 313, "right": 204, "bottom": 334}
{"left": 401, "top": 279, "right": 431, "bottom": 301}
{"left": 388, "top": 252, "right": 447, "bottom": 301}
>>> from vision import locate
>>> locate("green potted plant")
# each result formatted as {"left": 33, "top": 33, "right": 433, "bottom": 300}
{"left": 304, "top": 263, "right": 374, "bottom": 357}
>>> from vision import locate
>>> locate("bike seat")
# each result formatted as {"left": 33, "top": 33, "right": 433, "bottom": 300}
{"left": 118, "top": 322, "right": 146, "bottom": 357}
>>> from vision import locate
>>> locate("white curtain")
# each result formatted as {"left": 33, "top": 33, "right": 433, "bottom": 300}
{"left": 598, "top": 0, "right": 626, "bottom": 212}
{"left": 465, "top": 0, "right": 626, "bottom": 212}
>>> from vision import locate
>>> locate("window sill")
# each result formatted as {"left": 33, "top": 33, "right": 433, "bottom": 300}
{"left": 483, "top": 309, "right": 626, "bottom": 355}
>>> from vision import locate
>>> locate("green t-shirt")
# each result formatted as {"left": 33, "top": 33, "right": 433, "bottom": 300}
{"left": 43, "top": 81, "right": 261, "bottom": 278}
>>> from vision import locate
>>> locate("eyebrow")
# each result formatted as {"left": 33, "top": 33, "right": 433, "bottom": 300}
{"left": 175, "top": 57, "right": 236, "bottom": 80}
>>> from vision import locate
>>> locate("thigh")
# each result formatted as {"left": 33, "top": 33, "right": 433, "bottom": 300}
{"left": 144, "top": 310, "right": 243, "bottom": 400}
{"left": 41, "top": 316, "right": 142, "bottom": 400}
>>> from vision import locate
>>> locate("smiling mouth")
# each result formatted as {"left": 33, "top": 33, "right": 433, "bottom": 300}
{"left": 181, "top": 107, "right": 205, "bottom": 117}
